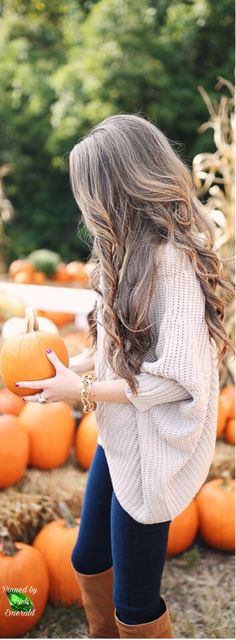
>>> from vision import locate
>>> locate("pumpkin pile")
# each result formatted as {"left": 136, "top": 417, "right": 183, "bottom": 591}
{"left": 8, "top": 250, "right": 92, "bottom": 287}
{"left": 167, "top": 471, "right": 235, "bottom": 557}
{"left": 0, "top": 501, "right": 83, "bottom": 638}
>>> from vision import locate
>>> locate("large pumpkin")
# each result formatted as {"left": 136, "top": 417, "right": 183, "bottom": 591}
{"left": 0, "top": 415, "right": 29, "bottom": 489}
{"left": 20, "top": 401, "right": 75, "bottom": 469}
{"left": 0, "top": 388, "right": 24, "bottom": 416}
{"left": 196, "top": 472, "right": 235, "bottom": 551}
{"left": 75, "top": 412, "right": 99, "bottom": 470}
{"left": 33, "top": 503, "right": 83, "bottom": 606}
{"left": 0, "top": 531, "right": 49, "bottom": 638}
{"left": 167, "top": 499, "right": 199, "bottom": 557}
{"left": 0, "top": 307, "right": 69, "bottom": 396}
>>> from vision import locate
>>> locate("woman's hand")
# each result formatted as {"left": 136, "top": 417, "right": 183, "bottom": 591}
{"left": 15, "top": 348, "right": 83, "bottom": 403}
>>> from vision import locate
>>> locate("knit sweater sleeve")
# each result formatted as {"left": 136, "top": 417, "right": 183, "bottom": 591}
{"left": 124, "top": 243, "right": 210, "bottom": 413}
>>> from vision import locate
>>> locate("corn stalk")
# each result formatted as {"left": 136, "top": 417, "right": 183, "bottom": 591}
{"left": 192, "top": 77, "right": 235, "bottom": 386}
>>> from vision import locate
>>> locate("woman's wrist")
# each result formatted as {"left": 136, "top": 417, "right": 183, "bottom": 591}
{"left": 88, "top": 378, "right": 130, "bottom": 404}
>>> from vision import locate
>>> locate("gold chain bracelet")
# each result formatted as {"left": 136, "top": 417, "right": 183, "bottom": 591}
{"left": 80, "top": 373, "right": 97, "bottom": 413}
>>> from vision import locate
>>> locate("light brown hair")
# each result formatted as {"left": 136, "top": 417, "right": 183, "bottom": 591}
{"left": 69, "top": 113, "right": 234, "bottom": 394}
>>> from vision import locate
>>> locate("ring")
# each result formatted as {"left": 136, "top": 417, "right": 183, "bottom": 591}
{"left": 38, "top": 392, "right": 47, "bottom": 404}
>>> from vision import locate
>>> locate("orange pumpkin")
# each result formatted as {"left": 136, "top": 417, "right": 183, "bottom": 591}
{"left": 51, "top": 262, "right": 71, "bottom": 283}
{"left": 0, "top": 415, "right": 29, "bottom": 488}
{"left": 20, "top": 401, "right": 75, "bottom": 469}
{"left": 33, "top": 271, "right": 46, "bottom": 285}
{"left": 8, "top": 259, "right": 35, "bottom": 280}
{"left": 225, "top": 418, "right": 235, "bottom": 445}
{"left": 37, "top": 309, "right": 75, "bottom": 327}
{"left": 0, "top": 307, "right": 69, "bottom": 396}
{"left": 33, "top": 504, "right": 82, "bottom": 606}
{"left": 220, "top": 384, "right": 235, "bottom": 420}
{"left": 216, "top": 392, "right": 230, "bottom": 438}
{"left": 75, "top": 412, "right": 99, "bottom": 470}
{"left": 196, "top": 472, "right": 235, "bottom": 551}
{"left": 0, "top": 533, "right": 49, "bottom": 638}
{"left": 66, "top": 261, "right": 89, "bottom": 284}
{"left": 13, "top": 271, "right": 34, "bottom": 284}
{"left": 0, "top": 388, "right": 24, "bottom": 416}
{"left": 167, "top": 499, "right": 199, "bottom": 557}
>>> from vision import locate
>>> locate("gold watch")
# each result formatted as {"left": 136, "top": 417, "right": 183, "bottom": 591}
{"left": 80, "top": 373, "right": 97, "bottom": 413}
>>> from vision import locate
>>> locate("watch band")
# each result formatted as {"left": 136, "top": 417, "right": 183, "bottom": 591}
{"left": 80, "top": 373, "right": 97, "bottom": 413}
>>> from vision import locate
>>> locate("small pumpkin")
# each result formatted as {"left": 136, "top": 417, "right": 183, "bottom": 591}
{"left": 0, "top": 528, "right": 49, "bottom": 638}
{"left": 20, "top": 401, "right": 75, "bottom": 469}
{"left": 33, "top": 271, "right": 46, "bottom": 285}
{"left": 37, "top": 309, "right": 75, "bottom": 327}
{"left": 13, "top": 271, "right": 34, "bottom": 284}
{"left": 196, "top": 471, "right": 235, "bottom": 552}
{"left": 66, "top": 261, "right": 89, "bottom": 284}
{"left": 51, "top": 262, "right": 71, "bottom": 283}
{"left": 8, "top": 259, "right": 35, "bottom": 280}
{"left": 33, "top": 502, "right": 83, "bottom": 606}
{"left": 167, "top": 499, "right": 199, "bottom": 557}
{"left": 75, "top": 412, "right": 99, "bottom": 470}
{"left": 0, "top": 388, "right": 24, "bottom": 416}
{"left": 225, "top": 418, "right": 235, "bottom": 446}
{"left": 0, "top": 415, "right": 29, "bottom": 488}
{"left": 0, "top": 307, "right": 69, "bottom": 396}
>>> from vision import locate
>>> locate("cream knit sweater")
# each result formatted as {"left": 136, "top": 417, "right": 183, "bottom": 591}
{"left": 94, "top": 240, "right": 220, "bottom": 524}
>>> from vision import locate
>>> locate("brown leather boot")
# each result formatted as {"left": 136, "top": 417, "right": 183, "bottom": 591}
{"left": 72, "top": 563, "right": 120, "bottom": 638}
{"left": 114, "top": 597, "right": 174, "bottom": 638}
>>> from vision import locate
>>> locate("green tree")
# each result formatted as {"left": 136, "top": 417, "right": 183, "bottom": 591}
{"left": 0, "top": 0, "right": 234, "bottom": 264}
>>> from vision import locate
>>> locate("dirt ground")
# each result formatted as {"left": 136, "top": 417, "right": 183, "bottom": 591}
{"left": 25, "top": 541, "right": 235, "bottom": 639}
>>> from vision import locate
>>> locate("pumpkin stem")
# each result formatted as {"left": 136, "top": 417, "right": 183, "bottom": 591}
{"left": 220, "top": 470, "right": 232, "bottom": 489}
{"left": 0, "top": 526, "right": 20, "bottom": 556}
{"left": 26, "top": 306, "right": 39, "bottom": 332}
{"left": 58, "top": 501, "right": 77, "bottom": 528}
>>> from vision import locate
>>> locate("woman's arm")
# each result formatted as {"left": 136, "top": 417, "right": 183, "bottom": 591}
{"left": 89, "top": 377, "right": 190, "bottom": 406}
{"left": 69, "top": 347, "right": 96, "bottom": 374}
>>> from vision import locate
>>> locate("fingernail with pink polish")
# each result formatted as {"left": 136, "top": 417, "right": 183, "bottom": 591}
{"left": 46, "top": 348, "right": 52, "bottom": 353}
{"left": 15, "top": 383, "right": 20, "bottom": 387}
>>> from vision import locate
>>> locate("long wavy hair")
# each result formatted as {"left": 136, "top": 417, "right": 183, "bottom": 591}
{"left": 69, "top": 113, "right": 234, "bottom": 395}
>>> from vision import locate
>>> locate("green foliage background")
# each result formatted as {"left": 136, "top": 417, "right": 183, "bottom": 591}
{"left": 0, "top": 0, "right": 234, "bottom": 264}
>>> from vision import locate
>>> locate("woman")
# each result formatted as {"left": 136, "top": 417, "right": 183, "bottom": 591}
{"left": 16, "top": 114, "right": 234, "bottom": 639}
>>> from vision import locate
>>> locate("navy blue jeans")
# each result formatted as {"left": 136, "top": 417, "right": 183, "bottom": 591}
{"left": 71, "top": 443, "right": 171, "bottom": 625}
